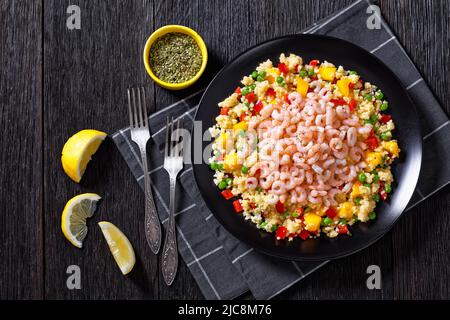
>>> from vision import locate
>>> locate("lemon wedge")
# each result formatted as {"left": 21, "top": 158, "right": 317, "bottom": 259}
{"left": 98, "top": 221, "right": 136, "bottom": 275}
{"left": 61, "top": 129, "right": 107, "bottom": 183}
{"left": 61, "top": 193, "right": 101, "bottom": 248}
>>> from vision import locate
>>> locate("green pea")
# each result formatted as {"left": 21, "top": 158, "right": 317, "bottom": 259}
{"left": 283, "top": 212, "right": 289, "bottom": 218}
{"left": 209, "top": 162, "right": 218, "bottom": 170}
{"left": 260, "top": 221, "right": 268, "bottom": 228}
{"left": 244, "top": 102, "right": 250, "bottom": 107}
{"left": 218, "top": 180, "right": 227, "bottom": 190}
{"left": 365, "top": 94, "right": 373, "bottom": 101}
{"left": 370, "top": 114, "right": 378, "bottom": 124}
{"left": 364, "top": 183, "right": 371, "bottom": 188}
{"left": 256, "top": 186, "right": 263, "bottom": 192}
{"left": 385, "top": 184, "right": 392, "bottom": 193}
{"left": 271, "top": 225, "right": 277, "bottom": 232}
{"left": 249, "top": 84, "right": 256, "bottom": 90}
{"left": 375, "top": 90, "right": 384, "bottom": 100}
{"left": 304, "top": 206, "right": 311, "bottom": 213}
{"left": 225, "top": 177, "right": 232, "bottom": 185}
{"left": 348, "top": 70, "right": 358, "bottom": 75}
{"left": 251, "top": 71, "right": 258, "bottom": 80}
{"left": 276, "top": 76, "right": 284, "bottom": 84}
{"left": 369, "top": 212, "right": 377, "bottom": 220}
{"left": 340, "top": 218, "right": 348, "bottom": 225}
{"left": 291, "top": 212, "right": 299, "bottom": 218}
{"left": 308, "top": 69, "right": 315, "bottom": 77}
{"left": 299, "top": 70, "right": 307, "bottom": 77}
{"left": 258, "top": 70, "right": 266, "bottom": 78}
{"left": 241, "top": 165, "right": 249, "bottom": 174}
{"left": 217, "top": 163, "right": 224, "bottom": 171}
{"left": 353, "top": 215, "right": 359, "bottom": 222}
{"left": 358, "top": 172, "right": 367, "bottom": 182}
{"left": 354, "top": 197, "right": 362, "bottom": 205}
{"left": 363, "top": 119, "right": 372, "bottom": 125}
{"left": 380, "top": 101, "right": 389, "bottom": 111}
{"left": 256, "top": 75, "right": 265, "bottom": 82}
{"left": 241, "top": 87, "right": 250, "bottom": 96}
{"left": 372, "top": 194, "right": 380, "bottom": 202}
{"left": 322, "top": 217, "right": 333, "bottom": 226}
{"left": 372, "top": 173, "right": 380, "bottom": 183}
{"left": 380, "top": 132, "right": 391, "bottom": 141}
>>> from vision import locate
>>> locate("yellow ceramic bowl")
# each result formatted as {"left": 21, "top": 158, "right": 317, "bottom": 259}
{"left": 143, "top": 25, "right": 208, "bottom": 90}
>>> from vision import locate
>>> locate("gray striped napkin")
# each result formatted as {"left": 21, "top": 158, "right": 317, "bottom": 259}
{"left": 112, "top": 0, "right": 450, "bottom": 300}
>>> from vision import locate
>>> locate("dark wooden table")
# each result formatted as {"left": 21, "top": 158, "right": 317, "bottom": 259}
{"left": 1, "top": 0, "right": 449, "bottom": 300}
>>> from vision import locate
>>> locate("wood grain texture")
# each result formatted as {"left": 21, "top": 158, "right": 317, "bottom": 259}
{"left": 0, "top": 0, "right": 43, "bottom": 299}
{"left": 1, "top": 0, "right": 449, "bottom": 299}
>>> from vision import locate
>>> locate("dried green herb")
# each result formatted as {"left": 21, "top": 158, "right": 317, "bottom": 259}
{"left": 149, "top": 32, "right": 202, "bottom": 84}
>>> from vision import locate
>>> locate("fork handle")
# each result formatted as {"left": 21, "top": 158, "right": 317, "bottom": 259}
{"left": 140, "top": 147, "right": 162, "bottom": 254}
{"left": 161, "top": 176, "right": 178, "bottom": 286}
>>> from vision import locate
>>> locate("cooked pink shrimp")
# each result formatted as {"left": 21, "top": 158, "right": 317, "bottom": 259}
{"left": 245, "top": 178, "right": 258, "bottom": 190}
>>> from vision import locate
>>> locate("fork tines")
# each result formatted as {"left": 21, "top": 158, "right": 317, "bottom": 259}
{"left": 164, "top": 117, "right": 182, "bottom": 159}
{"left": 127, "top": 87, "right": 149, "bottom": 129}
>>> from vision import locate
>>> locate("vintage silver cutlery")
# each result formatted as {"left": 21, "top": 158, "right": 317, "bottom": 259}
{"left": 161, "top": 117, "right": 183, "bottom": 285}
{"left": 127, "top": 87, "right": 162, "bottom": 254}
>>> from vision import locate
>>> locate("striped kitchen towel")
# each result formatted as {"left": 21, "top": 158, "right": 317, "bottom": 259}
{"left": 112, "top": 0, "right": 450, "bottom": 300}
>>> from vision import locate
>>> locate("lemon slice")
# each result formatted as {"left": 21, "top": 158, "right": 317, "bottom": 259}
{"left": 61, "top": 193, "right": 101, "bottom": 248}
{"left": 61, "top": 129, "right": 107, "bottom": 183}
{"left": 98, "top": 221, "right": 136, "bottom": 275}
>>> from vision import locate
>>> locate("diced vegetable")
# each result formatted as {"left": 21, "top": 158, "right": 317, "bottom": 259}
{"left": 218, "top": 180, "right": 227, "bottom": 190}
{"left": 319, "top": 66, "right": 336, "bottom": 81}
{"left": 338, "top": 202, "right": 354, "bottom": 219}
{"left": 275, "top": 201, "right": 285, "bottom": 213}
{"left": 366, "top": 152, "right": 383, "bottom": 170}
{"left": 337, "top": 224, "right": 349, "bottom": 234}
{"left": 358, "top": 172, "right": 367, "bottom": 182}
{"left": 349, "top": 99, "right": 357, "bottom": 112}
{"left": 299, "top": 229, "right": 310, "bottom": 240}
{"left": 380, "top": 101, "right": 389, "bottom": 111}
{"left": 232, "top": 200, "right": 243, "bottom": 213}
{"left": 233, "top": 121, "right": 248, "bottom": 132}
{"left": 221, "top": 189, "right": 233, "bottom": 200}
{"left": 381, "top": 141, "right": 399, "bottom": 157}
{"left": 322, "top": 216, "right": 333, "bottom": 226}
{"left": 375, "top": 90, "right": 384, "bottom": 100}
{"left": 245, "top": 92, "right": 256, "bottom": 103}
{"left": 325, "top": 207, "right": 337, "bottom": 219}
{"left": 241, "top": 165, "right": 249, "bottom": 174}
{"left": 380, "top": 114, "right": 391, "bottom": 124}
{"left": 309, "top": 59, "right": 319, "bottom": 66}
{"left": 337, "top": 77, "right": 352, "bottom": 97}
{"left": 369, "top": 212, "right": 377, "bottom": 220}
{"left": 224, "top": 152, "right": 240, "bottom": 171}
{"left": 304, "top": 213, "right": 322, "bottom": 232}
{"left": 296, "top": 77, "right": 309, "bottom": 97}
{"left": 278, "top": 63, "right": 289, "bottom": 74}
{"left": 276, "top": 226, "right": 288, "bottom": 239}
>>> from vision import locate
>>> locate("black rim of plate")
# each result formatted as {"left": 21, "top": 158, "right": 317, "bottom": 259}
{"left": 192, "top": 34, "right": 422, "bottom": 261}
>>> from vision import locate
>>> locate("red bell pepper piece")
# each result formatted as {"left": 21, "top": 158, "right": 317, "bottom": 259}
{"left": 365, "top": 132, "right": 378, "bottom": 150}
{"left": 275, "top": 200, "right": 285, "bottom": 213}
{"left": 239, "top": 113, "right": 246, "bottom": 122}
{"left": 338, "top": 224, "right": 349, "bottom": 234}
{"left": 283, "top": 94, "right": 291, "bottom": 104}
{"left": 325, "top": 207, "right": 337, "bottom": 219}
{"left": 266, "top": 88, "right": 275, "bottom": 97}
{"left": 276, "top": 226, "right": 288, "bottom": 240}
{"left": 234, "top": 87, "right": 241, "bottom": 94}
{"left": 221, "top": 189, "right": 233, "bottom": 200}
{"left": 296, "top": 207, "right": 304, "bottom": 215}
{"left": 348, "top": 82, "right": 355, "bottom": 89}
{"left": 331, "top": 98, "right": 347, "bottom": 106}
{"left": 278, "top": 62, "right": 289, "bottom": 75}
{"left": 299, "top": 229, "right": 310, "bottom": 240}
{"left": 309, "top": 59, "right": 319, "bottom": 66}
{"left": 253, "top": 101, "right": 263, "bottom": 114}
{"left": 232, "top": 200, "right": 243, "bottom": 213}
{"left": 348, "top": 99, "right": 357, "bottom": 112}
{"left": 245, "top": 92, "right": 256, "bottom": 103}
{"left": 380, "top": 114, "right": 391, "bottom": 124}
{"left": 220, "top": 108, "right": 229, "bottom": 115}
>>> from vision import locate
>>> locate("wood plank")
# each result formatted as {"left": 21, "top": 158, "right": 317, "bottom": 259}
{"left": 43, "top": 0, "right": 158, "bottom": 299}
{"left": 0, "top": 0, "right": 43, "bottom": 299}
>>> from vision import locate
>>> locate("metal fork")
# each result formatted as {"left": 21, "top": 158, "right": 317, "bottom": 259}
{"left": 161, "top": 117, "right": 183, "bottom": 286}
{"left": 127, "top": 87, "right": 162, "bottom": 254}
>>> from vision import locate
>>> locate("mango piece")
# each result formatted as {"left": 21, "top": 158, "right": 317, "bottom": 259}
{"left": 338, "top": 202, "right": 354, "bottom": 219}
{"left": 365, "top": 151, "right": 383, "bottom": 171}
{"left": 319, "top": 66, "right": 336, "bottom": 81}
{"left": 267, "top": 67, "right": 281, "bottom": 83}
{"left": 304, "top": 213, "right": 322, "bottom": 232}
{"left": 337, "top": 77, "right": 351, "bottom": 97}
{"left": 224, "top": 152, "right": 240, "bottom": 172}
{"left": 382, "top": 141, "right": 399, "bottom": 157}
{"left": 233, "top": 121, "right": 248, "bottom": 133}
{"left": 215, "top": 133, "right": 231, "bottom": 150}
{"left": 350, "top": 182, "right": 361, "bottom": 199}
{"left": 296, "top": 77, "right": 309, "bottom": 97}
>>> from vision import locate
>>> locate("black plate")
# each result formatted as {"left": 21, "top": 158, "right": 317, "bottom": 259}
{"left": 192, "top": 35, "right": 422, "bottom": 261}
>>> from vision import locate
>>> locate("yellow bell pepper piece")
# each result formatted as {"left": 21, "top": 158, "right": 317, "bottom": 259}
{"left": 337, "top": 77, "right": 351, "bottom": 97}
{"left": 224, "top": 152, "right": 240, "bottom": 172}
{"left": 350, "top": 182, "right": 361, "bottom": 199}
{"left": 365, "top": 151, "right": 383, "bottom": 171}
{"left": 319, "top": 66, "right": 336, "bottom": 81}
{"left": 233, "top": 121, "right": 248, "bottom": 133}
{"left": 304, "top": 213, "right": 322, "bottom": 232}
{"left": 296, "top": 77, "right": 309, "bottom": 97}
{"left": 338, "top": 202, "right": 354, "bottom": 219}
{"left": 267, "top": 67, "right": 280, "bottom": 83}
{"left": 382, "top": 141, "right": 399, "bottom": 157}
{"left": 215, "top": 133, "right": 230, "bottom": 150}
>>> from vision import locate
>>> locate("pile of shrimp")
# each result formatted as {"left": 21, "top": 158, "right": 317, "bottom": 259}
{"left": 245, "top": 81, "right": 372, "bottom": 207}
